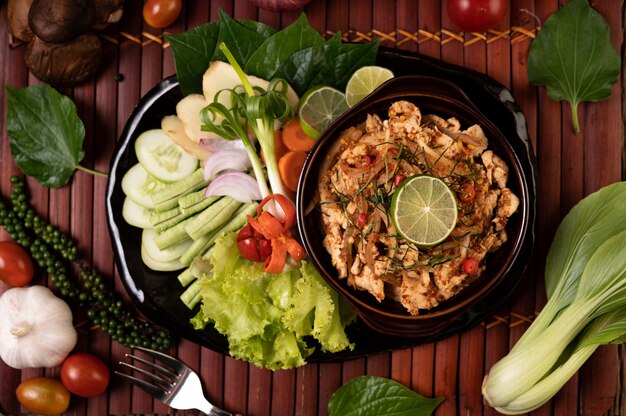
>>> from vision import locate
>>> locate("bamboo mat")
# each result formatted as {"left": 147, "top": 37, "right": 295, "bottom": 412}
{"left": 0, "top": 1, "right": 624, "bottom": 415}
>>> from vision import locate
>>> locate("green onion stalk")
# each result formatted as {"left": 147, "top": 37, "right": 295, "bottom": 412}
{"left": 482, "top": 182, "right": 626, "bottom": 414}
{"left": 201, "top": 43, "right": 293, "bottom": 205}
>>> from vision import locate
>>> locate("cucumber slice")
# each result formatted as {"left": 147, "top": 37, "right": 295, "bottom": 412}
{"left": 121, "top": 163, "right": 167, "bottom": 209}
{"left": 122, "top": 197, "right": 153, "bottom": 229}
{"left": 141, "top": 245, "right": 185, "bottom": 272}
{"left": 142, "top": 228, "right": 193, "bottom": 263}
{"left": 135, "top": 129, "right": 199, "bottom": 183}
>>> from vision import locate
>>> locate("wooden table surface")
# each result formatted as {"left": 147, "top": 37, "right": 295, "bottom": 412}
{"left": 0, "top": 1, "right": 624, "bottom": 415}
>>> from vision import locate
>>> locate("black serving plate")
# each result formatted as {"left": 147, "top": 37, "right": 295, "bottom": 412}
{"left": 105, "top": 47, "right": 537, "bottom": 361}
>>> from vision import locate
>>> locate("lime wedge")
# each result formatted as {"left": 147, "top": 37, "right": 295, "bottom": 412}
{"left": 345, "top": 66, "right": 394, "bottom": 107}
{"left": 391, "top": 175, "right": 458, "bottom": 246}
{"left": 298, "top": 86, "right": 349, "bottom": 139}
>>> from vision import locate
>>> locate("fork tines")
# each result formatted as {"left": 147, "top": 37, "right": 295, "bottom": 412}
{"left": 115, "top": 346, "right": 181, "bottom": 399}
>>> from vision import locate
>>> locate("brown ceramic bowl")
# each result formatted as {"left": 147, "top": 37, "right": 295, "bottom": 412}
{"left": 296, "top": 75, "right": 535, "bottom": 338}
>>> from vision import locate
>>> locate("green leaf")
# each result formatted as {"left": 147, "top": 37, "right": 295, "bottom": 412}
{"left": 578, "top": 308, "right": 626, "bottom": 349}
{"left": 165, "top": 22, "right": 221, "bottom": 96}
{"left": 545, "top": 182, "right": 626, "bottom": 305}
{"left": 211, "top": 10, "right": 276, "bottom": 65}
{"left": 328, "top": 376, "right": 444, "bottom": 416}
{"left": 244, "top": 13, "right": 324, "bottom": 80}
{"left": 275, "top": 33, "right": 379, "bottom": 95}
{"left": 527, "top": 0, "right": 620, "bottom": 134}
{"left": 6, "top": 84, "right": 85, "bottom": 188}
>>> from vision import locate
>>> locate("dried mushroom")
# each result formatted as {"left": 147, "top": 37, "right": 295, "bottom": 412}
{"left": 7, "top": 0, "right": 34, "bottom": 42}
{"left": 28, "top": 0, "right": 94, "bottom": 44}
{"left": 92, "top": 0, "right": 125, "bottom": 30}
{"left": 9, "top": 0, "right": 125, "bottom": 86}
{"left": 25, "top": 33, "right": 102, "bottom": 86}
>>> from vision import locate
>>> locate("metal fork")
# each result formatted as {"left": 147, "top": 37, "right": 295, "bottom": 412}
{"left": 115, "top": 346, "right": 232, "bottom": 416}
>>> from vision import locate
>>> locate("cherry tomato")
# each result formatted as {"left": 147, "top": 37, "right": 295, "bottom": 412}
{"left": 463, "top": 257, "right": 479, "bottom": 274}
{"left": 60, "top": 353, "right": 110, "bottom": 398}
{"left": 457, "top": 183, "right": 476, "bottom": 203}
{"left": 237, "top": 224, "right": 271, "bottom": 263}
{"left": 143, "top": 0, "right": 183, "bottom": 29}
{"left": 16, "top": 377, "right": 70, "bottom": 415}
{"left": 0, "top": 240, "right": 35, "bottom": 287}
{"left": 447, "top": 0, "right": 508, "bottom": 32}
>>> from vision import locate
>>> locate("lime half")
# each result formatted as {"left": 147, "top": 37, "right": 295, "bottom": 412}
{"left": 345, "top": 66, "right": 394, "bottom": 107}
{"left": 298, "top": 86, "right": 349, "bottom": 139}
{"left": 391, "top": 175, "right": 458, "bottom": 246}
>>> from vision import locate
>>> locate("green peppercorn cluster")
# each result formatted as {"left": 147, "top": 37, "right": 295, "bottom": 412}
{"left": 0, "top": 176, "right": 172, "bottom": 351}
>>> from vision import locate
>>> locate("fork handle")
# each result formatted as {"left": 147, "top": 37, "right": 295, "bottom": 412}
{"left": 196, "top": 399, "right": 233, "bottom": 416}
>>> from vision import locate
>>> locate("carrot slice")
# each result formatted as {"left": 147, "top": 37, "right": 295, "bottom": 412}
{"left": 278, "top": 151, "right": 308, "bottom": 192}
{"left": 282, "top": 118, "right": 316, "bottom": 152}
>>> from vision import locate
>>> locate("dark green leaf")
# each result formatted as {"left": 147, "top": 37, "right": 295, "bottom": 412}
{"left": 268, "top": 32, "right": 379, "bottom": 96}
{"left": 328, "top": 375, "right": 444, "bottom": 416}
{"left": 211, "top": 9, "right": 276, "bottom": 65}
{"left": 245, "top": 13, "right": 324, "bottom": 80}
{"left": 165, "top": 22, "right": 221, "bottom": 96}
{"left": 527, "top": 0, "right": 620, "bottom": 134}
{"left": 6, "top": 84, "right": 85, "bottom": 188}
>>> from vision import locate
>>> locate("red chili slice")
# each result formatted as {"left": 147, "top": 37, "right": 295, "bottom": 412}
{"left": 393, "top": 175, "right": 405, "bottom": 187}
{"left": 265, "top": 240, "right": 287, "bottom": 274}
{"left": 458, "top": 183, "right": 476, "bottom": 203}
{"left": 357, "top": 212, "right": 367, "bottom": 228}
{"left": 463, "top": 258, "right": 479, "bottom": 275}
{"left": 247, "top": 193, "right": 307, "bottom": 274}
{"left": 258, "top": 194, "right": 296, "bottom": 230}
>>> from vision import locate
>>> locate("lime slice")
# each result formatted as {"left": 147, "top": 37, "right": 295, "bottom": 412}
{"left": 391, "top": 175, "right": 458, "bottom": 246}
{"left": 345, "top": 66, "right": 394, "bottom": 107}
{"left": 298, "top": 86, "right": 349, "bottom": 139}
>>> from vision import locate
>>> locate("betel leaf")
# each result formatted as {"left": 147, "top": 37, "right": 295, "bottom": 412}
{"left": 165, "top": 22, "right": 221, "bottom": 96}
{"left": 275, "top": 33, "right": 379, "bottom": 96}
{"left": 167, "top": 11, "right": 380, "bottom": 98}
{"left": 244, "top": 13, "right": 325, "bottom": 81}
{"left": 527, "top": 0, "right": 620, "bottom": 134}
{"left": 328, "top": 376, "right": 444, "bottom": 416}
{"left": 6, "top": 84, "right": 87, "bottom": 188}
{"left": 211, "top": 9, "right": 276, "bottom": 65}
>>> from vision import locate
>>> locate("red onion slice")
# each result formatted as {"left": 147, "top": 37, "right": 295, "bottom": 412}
{"left": 203, "top": 149, "right": 251, "bottom": 180}
{"left": 205, "top": 172, "right": 262, "bottom": 204}
{"left": 199, "top": 137, "right": 246, "bottom": 153}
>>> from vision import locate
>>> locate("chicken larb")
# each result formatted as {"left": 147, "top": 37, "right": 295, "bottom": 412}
{"left": 318, "top": 101, "right": 519, "bottom": 315}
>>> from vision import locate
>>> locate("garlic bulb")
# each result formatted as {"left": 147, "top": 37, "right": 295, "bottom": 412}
{"left": 0, "top": 285, "right": 77, "bottom": 369}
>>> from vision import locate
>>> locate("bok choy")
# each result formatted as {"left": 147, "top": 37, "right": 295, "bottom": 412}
{"left": 482, "top": 182, "right": 626, "bottom": 414}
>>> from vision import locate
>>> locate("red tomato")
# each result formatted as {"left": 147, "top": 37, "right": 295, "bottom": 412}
{"left": 60, "top": 353, "right": 110, "bottom": 398}
{"left": 457, "top": 183, "right": 476, "bottom": 203}
{"left": 143, "top": 0, "right": 183, "bottom": 29}
{"left": 237, "top": 224, "right": 271, "bottom": 263}
{"left": 463, "top": 258, "right": 479, "bottom": 275}
{"left": 0, "top": 240, "right": 35, "bottom": 287}
{"left": 447, "top": 0, "right": 508, "bottom": 32}
{"left": 16, "top": 377, "right": 70, "bottom": 415}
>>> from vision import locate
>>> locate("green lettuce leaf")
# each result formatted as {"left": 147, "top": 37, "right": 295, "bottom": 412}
{"left": 527, "top": 0, "right": 620, "bottom": 133}
{"left": 328, "top": 376, "right": 444, "bottom": 416}
{"left": 191, "top": 231, "right": 354, "bottom": 369}
{"left": 6, "top": 84, "right": 86, "bottom": 188}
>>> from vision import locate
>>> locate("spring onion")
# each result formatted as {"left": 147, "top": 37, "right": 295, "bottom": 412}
{"left": 482, "top": 182, "right": 626, "bottom": 414}
{"left": 200, "top": 42, "right": 293, "bottom": 202}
